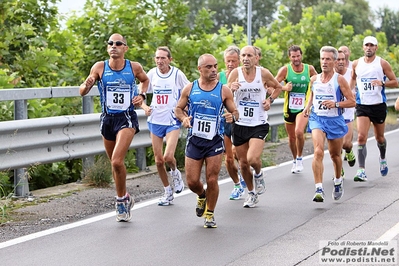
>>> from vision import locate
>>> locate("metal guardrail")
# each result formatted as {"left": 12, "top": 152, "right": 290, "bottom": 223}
{"left": 0, "top": 111, "right": 150, "bottom": 170}
{"left": 1, "top": 87, "right": 399, "bottom": 196}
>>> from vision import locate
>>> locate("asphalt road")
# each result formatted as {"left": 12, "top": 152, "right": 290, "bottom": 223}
{"left": 1, "top": 130, "right": 399, "bottom": 266}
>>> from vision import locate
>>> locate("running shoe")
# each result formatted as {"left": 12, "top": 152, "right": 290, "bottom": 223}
{"left": 291, "top": 161, "right": 296, "bottom": 173}
{"left": 158, "top": 191, "right": 174, "bottom": 206}
{"left": 243, "top": 192, "right": 259, "bottom": 208}
{"left": 238, "top": 170, "right": 247, "bottom": 189}
{"left": 332, "top": 180, "right": 344, "bottom": 200}
{"left": 171, "top": 169, "right": 184, "bottom": 193}
{"left": 354, "top": 169, "right": 367, "bottom": 182}
{"left": 196, "top": 196, "right": 207, "bottom": 217}
{"left": 313, "top": 187, "right": 325, "bottom": 202}
{"left": 125, "top": 194, "right": 134, "bottom": 220}
{"left": 379, "top": 157, "right": 388, "bottom": 176}
{"left": 115, "top": 194, "right": 134, "bottom": 222}
{"left": 345, "top": 150, "right": 356, "bottom": 167}
{"left": 332, "top": 168, "right": 345, "bottom": 180}
{"left": 229, "top": 185, "right": 244, "bottom": 200}
{"left": 203, "top": 212, "right": 217, "bottom": 228}
{"left": 254, "top": 171, "right": 266, "bottom": 195}
{"left": 295, "top": 157, "right": 304, "bottom": 172}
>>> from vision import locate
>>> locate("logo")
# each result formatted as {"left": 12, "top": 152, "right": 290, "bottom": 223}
{"left": 214, "top": 147, "right": 223, "bottom": 153}
{"left": 319, "top": 240, "right": 397, "bottom": 265}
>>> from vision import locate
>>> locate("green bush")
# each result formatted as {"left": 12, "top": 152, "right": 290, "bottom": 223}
{"left": 175, "top": 128, "right": 188, "bottom": 169}
{"left": 0, "top": 171, "right": 14, "bottom": 222}
{"left": 0, "top": 171, "right": 12, "bottom": 198}
{"left": 27, "top": 159, "right": 82, "bottom": 190}
{"left": 125, "top": 150, "right": 140, "bottom": 173}
{"left": 82, "top": 155, "right": 112, "bottom": 187}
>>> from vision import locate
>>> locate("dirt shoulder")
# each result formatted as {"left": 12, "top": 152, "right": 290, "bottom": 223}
{"left": 1, "top": 122, "right": 398, "bottom": 242}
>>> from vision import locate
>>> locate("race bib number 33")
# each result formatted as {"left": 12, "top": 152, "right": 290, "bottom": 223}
{"left": 106, "top": 86, "right": 131, "bottom": 111}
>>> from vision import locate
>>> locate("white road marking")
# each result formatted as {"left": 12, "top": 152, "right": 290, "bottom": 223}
{"left": 377, "top": 222, "right": 399, "bottom": 241}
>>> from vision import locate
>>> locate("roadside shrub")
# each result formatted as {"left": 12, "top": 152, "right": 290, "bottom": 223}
{"left": 28, "top": 159, "right": 82, "bottom": 190}
{"left": 0, "top": 171, "right": 12, "bottom": 198}
{"left": 125, "top": 150, "right": 140, "bottom": 173}
{"left": 0, "top": 171, "right": 14, "bottom": 222}
{"left": 82, "top": 155, "right": 112, "bottom": 187}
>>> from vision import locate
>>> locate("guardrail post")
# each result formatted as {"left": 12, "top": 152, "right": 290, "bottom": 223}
{"left": 136, "top": 148, "right": 146, "bottom": 171}
{"left": 14, "top": 100, "right": 30, "bottom": 197}
{"left": 82, "top": 96, "right": 95, "bottom": 178}
{"left": 82, "top": 96, "right": 94, "bottom": 114}
{"left": 270, "top": 125, "right": 278, "bottom": 143}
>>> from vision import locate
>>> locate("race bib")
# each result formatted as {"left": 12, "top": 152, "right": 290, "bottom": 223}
{"left": 192, "top": 113, "right": 217, "bottom": 140}
{"left": 153, "top": 87, "right": 172, "bottom": 109}
{"left": 359, "top": 77, "right": 378, "bottom": 102}
{"left": 237, "top": 100, "right": 260, "bottom": 123}
{"left": 313, "top": 94, "right": 335, "bottom": 116}
{"left": 106, "top": 85, "right": 131, "bottom": 111}
{"left": 289, "top": 92, "right": 305, "bottom": 109}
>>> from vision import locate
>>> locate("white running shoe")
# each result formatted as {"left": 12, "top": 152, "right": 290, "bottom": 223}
{"left": 295, "top": 158, "right": 304, "bottom": 172}
{"left": 254, "top": 171, "right": 266, "bottom": 195}
{"left": 243, "top": 192, "right": 259, "bottom": 208}
{"left": 158, "top": 191, "right": 174, "bottom": 206}
{"left": 291, "top": 161, "right": 296, "bottom": 173}
{"left": 171, "top": 169, "right": 184, "bottom": 193}
{"left": 115, "top": 194, "right": 134, "bottom": 222}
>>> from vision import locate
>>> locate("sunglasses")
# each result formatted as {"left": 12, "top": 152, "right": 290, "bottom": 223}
{"left": 107, "top": 40, "right": 126, "bottom": 46}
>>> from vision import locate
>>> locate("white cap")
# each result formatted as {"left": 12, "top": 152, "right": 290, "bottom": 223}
{"left": 363, "top": 36, "right": 378, "bottom": 46}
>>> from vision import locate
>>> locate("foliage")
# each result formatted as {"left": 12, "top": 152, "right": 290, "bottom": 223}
{"left": 82, "top": 155, "right": 112, "bottom": 187}
{"left": 125, "top": 150, "right": 140, "bottom": 173}
{"left": 0, "top": 171, "right": 16, "bottom": 222}
{"left": 0, "top": 171, "right": 13, "bottom": 198}
{"left": 27, "top": 160, "right": 82, "bottom": 190}
{"left": 175, "top": 128, "right": 188, "bottom": 169}
{"left": 241, "top": 0, "right": 278, "bottom": 39}
{"left": 66, "top": 0, "right": 191, "bottom": 77}
{"left": 279, "top": 0, "right": 324, "bottom": 24}
{"left": 185, "top": 0, "right": 277, "bottom": 39}
{"left": 313, "top": 0, "right": 375, "bottom": 35}
{"left": 0, "top": 0, "right": 85, "bottom": 87}
{"left": 0, "top": 100, "right": 14, "bottom": 121}
{"left": 377, "top": 7, "right": 399, "bottom": 46}
{"left": 0, "top": 69, "right": 20, "bottom": 89}
{"left": 265, "top": 6, "right": 354, "bottom": 73}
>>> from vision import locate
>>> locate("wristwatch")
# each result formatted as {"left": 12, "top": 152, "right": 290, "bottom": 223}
{"left": 139, "top": 93, "right": 146, "bottom": 100}
{"left": 269, "top": 96, "right": 274, "bottom": 104}
{"left": 335, "top": 102, "right": 340, "bottom": 108}
{"left": 382, "top": 80, "right": 386, "bottom": 86}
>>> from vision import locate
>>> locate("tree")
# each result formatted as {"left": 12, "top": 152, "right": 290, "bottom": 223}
{"left": 186, "top": 0, "right": 277, "bottom": 38}
{"left": 0, "top": 0, "right": 87, "bottom": 88}
{"left": 377, "top": 7, "right": 399, "bottom": 46}
{"left": 265, "top": 6, "right": 354, "bottom": 73}
{"left": 185, "top": 0, "right": 240, "bottom": 33}
{"left": 66, "top": 0, "right": 191, "bottom": 75}
{"left": 279, "top": 0, "right": 325, "bottom": 24}
{"left": 241, "top": 0, "right": 278, "bottom": 40}
{"left": 313, "top": 0, "right": 375, "bottom": 35}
